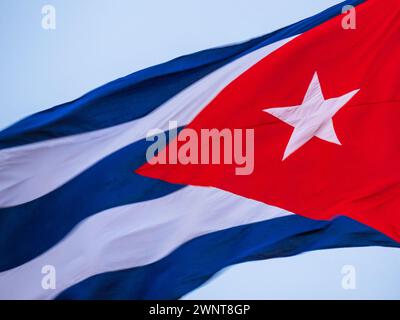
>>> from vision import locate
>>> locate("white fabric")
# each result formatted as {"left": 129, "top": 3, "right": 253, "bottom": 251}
{"left": 0, "top": 186, "right": 293, "bottom": 299}
{"left": 0, "top": 36, "right": 295, "bottom": 208}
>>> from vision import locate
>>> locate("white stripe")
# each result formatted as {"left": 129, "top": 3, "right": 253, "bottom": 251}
{"left": 0, "top": 186, "right": 293, "bottom": 299}
{"left": 0, "top": 36, "right": 296, "bottom": 208}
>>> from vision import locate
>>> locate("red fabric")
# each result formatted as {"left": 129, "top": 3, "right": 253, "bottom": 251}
{"left": 138, "top": 0, "right": 400, "bottom": 242}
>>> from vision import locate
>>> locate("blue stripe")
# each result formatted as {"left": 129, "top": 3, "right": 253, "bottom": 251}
{"left": 0, "top": 0, "right": 364, "bottom": 150}
{"left": 57, "top": 214, "right": 399, "bottom": 300}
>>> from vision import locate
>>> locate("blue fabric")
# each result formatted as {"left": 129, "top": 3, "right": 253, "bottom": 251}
{"left": 57, "top": 214, "right": 399, "bottom": 299}
{"left": 0, "top": 0, "right": 364, "bottom": 149}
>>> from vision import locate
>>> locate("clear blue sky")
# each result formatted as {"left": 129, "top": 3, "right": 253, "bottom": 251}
{"left": 1, "top": 0, "right": 399, "bottom": 299}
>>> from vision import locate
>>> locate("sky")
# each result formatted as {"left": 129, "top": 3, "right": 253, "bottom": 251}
{"left": 0, "top": 0, "right": 399, "bottom": 299}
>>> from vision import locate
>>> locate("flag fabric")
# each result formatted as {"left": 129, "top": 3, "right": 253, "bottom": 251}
{"left": 0, "top": 0, "right": 399, "bottom": 299}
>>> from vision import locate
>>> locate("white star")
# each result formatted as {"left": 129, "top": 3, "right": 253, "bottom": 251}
{"left": 263, "top": 72, "right": 360, "bottom": 160}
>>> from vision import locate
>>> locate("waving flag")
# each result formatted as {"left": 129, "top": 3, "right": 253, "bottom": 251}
{"left": 0, "top": 0, "right": 399, "bottom": 299}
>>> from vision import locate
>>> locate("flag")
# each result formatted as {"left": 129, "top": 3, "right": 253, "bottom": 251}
{"left": 0, "top": 0, "right": 399, "bottom": 299}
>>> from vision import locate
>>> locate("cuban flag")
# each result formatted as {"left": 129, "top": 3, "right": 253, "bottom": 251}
{"left": 0, "top": 0, "right": 399, "bottom": 299}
